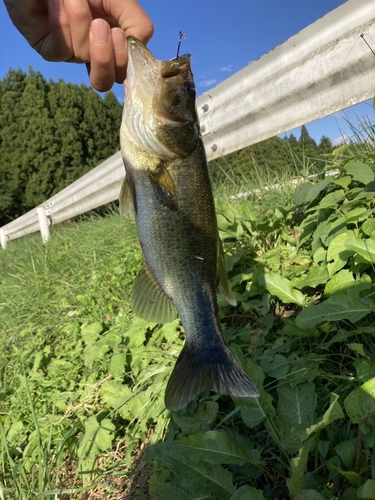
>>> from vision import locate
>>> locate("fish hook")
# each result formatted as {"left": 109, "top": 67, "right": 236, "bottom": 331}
{"left": 176, "top": 31, "right": 186, "bottom": 59}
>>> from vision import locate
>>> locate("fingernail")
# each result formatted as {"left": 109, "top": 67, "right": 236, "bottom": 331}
{"left": 112, "top": 28, "right": 126, "bottom": 50}
{"left": 91, "top": 19, "right": 109, "bottom": 43}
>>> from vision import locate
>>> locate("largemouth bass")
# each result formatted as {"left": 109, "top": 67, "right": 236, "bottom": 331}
{"left": 120, "top": 37, "right": 259, "bottom": 411}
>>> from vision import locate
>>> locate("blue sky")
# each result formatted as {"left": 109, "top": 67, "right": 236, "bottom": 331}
{"left": 1, "top": 0, "right": 373, "bottom": 144}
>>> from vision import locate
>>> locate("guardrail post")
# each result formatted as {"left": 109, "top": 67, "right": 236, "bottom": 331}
{"left": 36, "top": 206, "right": 50, "bottom": 243}
{"left": 0, "top": 228, "right": 7, "bottom": 249}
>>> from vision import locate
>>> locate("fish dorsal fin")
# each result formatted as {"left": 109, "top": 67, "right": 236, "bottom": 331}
{"left": 131, "top": 266, "right": 178, "bottom": 324}
{"left": 119, "top": 175, "right": 135, "bottom": 216}
{"left": 148, "top": 162, "right": 178, "bottom": 211}
{"left": 217, "top": 238, "right": 237, "bottom": 306}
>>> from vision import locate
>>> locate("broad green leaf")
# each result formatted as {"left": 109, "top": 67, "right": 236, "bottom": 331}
{"left": 362, "top": 218, "right": 375, "bottom": 236}
{"left": 326, "top": 231, "right": 355, "bottom": 276}
{"left": 230, "top": 486, "right": 266, "bottom": 499}
{"left": 81, "top": 322, "right": 103, "bottom": 343}
{"left": 292, "top": 266, "right": 329, "bottom": 290}
{"left": 177, "top": 431, "right": 263, "bottom": 468}
{"left": 260, "top": 353, "right": 289, "bottom": 379}
{"left": 119, "top": 391, "right": 148, "bottom": 420}
{"left": 329, "top": 466, "right": 362, "bottom": 488}
{"left": 324, "top": 269, "right": 355, "bottom": 297}
{"left": 6, "top": 420, "right": 25, "bottom": 447}
{"left": 236, "top": 360, "right": 275, "bottom": 428}
{"left": 333, "top": 176, "right": 352, "bottom": 189}
{"left": 334, "top": 438, "right": 356, "bottom": 468}
{"left": 237, "top": 392, "right": 275, "bottom": 429}
{"left": 344, "top": 378, "right": 375, "bottom": 432}
{"left": 306, "top": 393, "right": 344, "bottom": 437}
{"left": 258, "top": 272, "right": 305, "bottom": 306}
{"left": 149, "top": 443, "right": 235, "bottom": 498}
{"left": 357, "top": 479, "right": 375, "bottom": 499}
{"left": 172, "top": 401, "right": 219, "bottom": 434}
{"left": 344, "top": 162, "right": 375, "bottom": 185}
{"left": 294, "top": 491, "right": 325, "bottom": 500}
{"left": 83, "top": 343, "right": 110, "bottom": 368}
{"left": 149, "top": 471, "right": 217, "bottom": 500}
{"left": 312, "top": 247, "right": 326, "bottom": 264}
{"left": 317, "top": 189, "right": 345, "bottom": 208}
{"left": 97, "top": 330, "right": 122, "bottom": 348}
{"left": 312, "top": 219, "right": 331, "bottom": 248}
{"left": 100, "top": 380, "right": 132, "bottom": 409}
{"left": 327, "top": 208, "right": 370, "bottom": 238}
{"left": 77, "top": 416, "right": 115, "bottom": 459}
{"left": 287, "top": 394, "right": 344, "bottom": 496}
{"left": 348, "top": 343, "right": 367, "bottom": 357}
{"left": 123, "top": 317, "right": 150, "bottom": 348}
{"left": 47, "top": 358, "right": 74, "bottom": 376}
{"left": 295, "top": 292, "right": 372, "bottom": 329}
{"left": 108, "top": 352, "right": 127, "bottom": 378}
{"left": 287, "top": 435, "right": 315, "bottom": 496}
{"left": 277, "top": 382, "right": 316, "bottom": 429}
{"left": 293, "top": 178, "right": 332, "bottom": 205}
{"left": 277, "top": 415, "right": 307, "bottom": 453}
{"left": 344, "top": 237, "right": 375, "bottom": 263}
{"left": 356, "top": 361, "right": 375, "bottom": 382}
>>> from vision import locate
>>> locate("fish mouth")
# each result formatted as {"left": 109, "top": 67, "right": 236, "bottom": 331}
{"left": 126, "top": 36, "right": 192, "bottom": 91}
{"left": 126, "top": 36, "right": 160, "bottom": 98}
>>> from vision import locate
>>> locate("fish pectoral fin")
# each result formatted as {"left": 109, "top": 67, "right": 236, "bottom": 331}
{"left": 131, "top": 267, "right": 178, "bottom": 324}
{"left": 148, "top": 162, "right": 178, "bottom": 211}
{"left": 120, "top": 162, "right": 137, "bottom": 216}
{"left": 217, "top": 238, "right": 237, "bottom": 306}
{"left": 119, "top": 175, "right": 135, "bottom": 216}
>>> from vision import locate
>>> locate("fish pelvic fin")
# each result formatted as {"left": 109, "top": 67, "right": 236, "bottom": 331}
{"left": 131, "top": 266, "right": 178, "bottom": 324}
{"left": 164, "top": 341, "right": 259, "bottom": 411}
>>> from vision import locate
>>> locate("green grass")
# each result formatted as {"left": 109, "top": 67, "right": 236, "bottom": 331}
{"left": 2, "top": 140, "right": 375, "bottom": 499}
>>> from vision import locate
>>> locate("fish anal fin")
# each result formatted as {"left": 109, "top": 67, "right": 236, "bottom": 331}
{"left": 149, "top": 162, "right": 178, "bottom": 211}
{"left": 217, "top": 238, "right": 237, "bottom": 306}
{"left": 131, "top": 267, "right": 178, "bottom": 324}
{"left": 165, "top": 341, "right": 259, "bottom": 411}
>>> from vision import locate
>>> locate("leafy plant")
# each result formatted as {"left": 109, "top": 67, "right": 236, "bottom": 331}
{"left": 2, "top": 120, "right": 375, "bottom": 498}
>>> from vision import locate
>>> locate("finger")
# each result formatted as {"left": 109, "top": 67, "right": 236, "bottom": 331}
{"left": 106, "top": 0, "right": 154, "bottom": 44}
{"left": 89, "top": 18, "right": 116, "bottom": 91}
{"left": 41, "top": 0, "right": 74, "bottom": 61}
{"left": 111, "top": 27, "right": 127, "bottom": 84}
{"left": 64, "top": 0, "right": 93, "bottom": 62}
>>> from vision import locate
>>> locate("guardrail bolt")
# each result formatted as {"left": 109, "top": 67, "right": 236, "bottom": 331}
{"left": 211, "top": 144, "right": 218, "bottom": 152}
{"left": 201, "top": 104, "right": 209, "bottom": 112}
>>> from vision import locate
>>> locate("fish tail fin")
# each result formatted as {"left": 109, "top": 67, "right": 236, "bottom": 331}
{"left": 164, "top": 341, "right": 259, "bottom": 411}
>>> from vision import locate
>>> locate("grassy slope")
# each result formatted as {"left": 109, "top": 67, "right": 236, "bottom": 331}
{"left": 2, "top": 141, "right": 375, "bottom": 498}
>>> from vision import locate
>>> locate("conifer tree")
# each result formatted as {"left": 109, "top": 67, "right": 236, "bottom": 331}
{"left": 0, "top": 68, "right": 123, "bottom": 225}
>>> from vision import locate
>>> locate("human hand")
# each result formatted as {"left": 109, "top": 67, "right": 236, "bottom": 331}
{"left": 3, "top": 0, "right": 154, "bottom": 91}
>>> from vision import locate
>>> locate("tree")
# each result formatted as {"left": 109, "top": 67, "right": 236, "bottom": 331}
{"left": 0, "top": 68, "right": 123, "bottom": 225}
{"left": 209, "top": 126, "right": 333, "bottom": 186}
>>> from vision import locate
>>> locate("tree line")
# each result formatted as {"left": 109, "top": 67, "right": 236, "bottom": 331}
{"left": 0, "top": 68, "right": 123, "bottom": 226}
{"left": 209, "top": 125, "right": 333, "bottom": 186}
{"left": 0, "top": 68, "right": 333, "bottom": 225}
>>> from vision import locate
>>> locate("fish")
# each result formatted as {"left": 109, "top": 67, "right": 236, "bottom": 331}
{"left": 119, "top": 36, "right": 259, "bottom": 411}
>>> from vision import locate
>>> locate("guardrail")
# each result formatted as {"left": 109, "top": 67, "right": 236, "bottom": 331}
{"left": 1, "top": 0, "right": 374, "bottom": 249}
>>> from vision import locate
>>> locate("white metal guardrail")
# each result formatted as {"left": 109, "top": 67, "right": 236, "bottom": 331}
{"left": 1, "top": 0, "right": 374, "bottom": 249}
{"left": 198, "top": 0, "right": 375, "bottom": 160}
